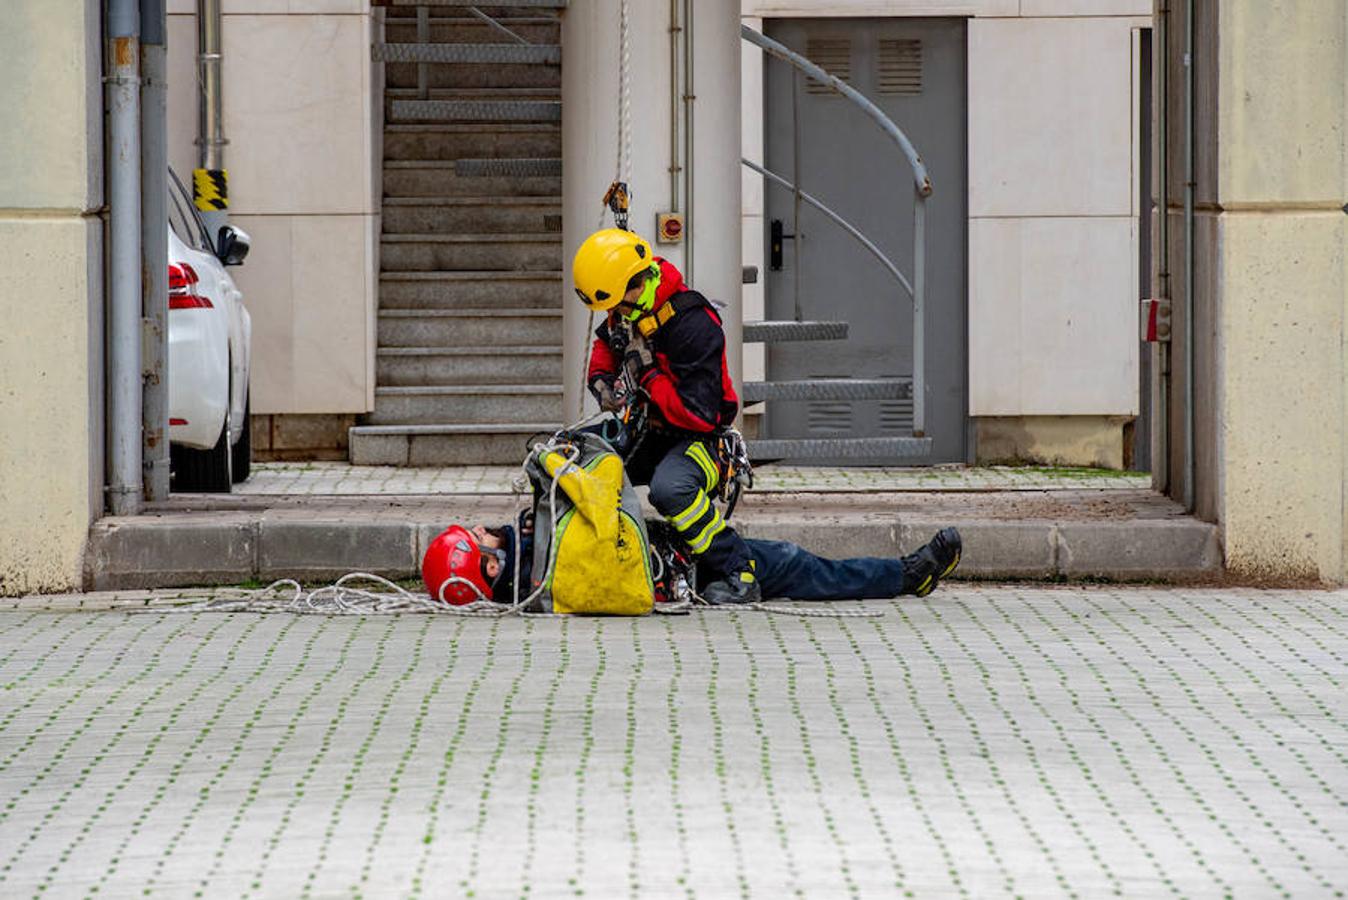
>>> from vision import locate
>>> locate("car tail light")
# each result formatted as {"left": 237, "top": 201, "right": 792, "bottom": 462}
{"left": 170, "top": 418, "right": 188, "bottom": 426}
{"left": 168, "top": 262, "right": 212, "bottom": 309}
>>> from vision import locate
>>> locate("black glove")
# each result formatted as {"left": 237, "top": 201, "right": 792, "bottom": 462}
{"left": 589, "top": 376, "right": 624, "bottom": 413}
{"left": 623, "top": 332, "right": 657, "bottom": 387}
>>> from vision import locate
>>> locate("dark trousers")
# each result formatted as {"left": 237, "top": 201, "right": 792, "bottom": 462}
{"left": 738, "top": 539, "right": 907, "bottom": 601}
{"left": 624, "top": 430, "right": 754, "bottom": 578}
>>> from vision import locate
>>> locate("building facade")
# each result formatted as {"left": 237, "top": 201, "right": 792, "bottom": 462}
{"left": 2, "top": 0, "right": 1346, "bottom": 592}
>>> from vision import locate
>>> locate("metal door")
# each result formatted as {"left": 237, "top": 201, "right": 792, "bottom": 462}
{"left": 763, "top": 17, "right": 967, "bottom": 463}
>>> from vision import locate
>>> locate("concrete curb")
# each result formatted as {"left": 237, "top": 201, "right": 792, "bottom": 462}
{"left": 83, "top": 498, "right": 1222, "bottom": 591}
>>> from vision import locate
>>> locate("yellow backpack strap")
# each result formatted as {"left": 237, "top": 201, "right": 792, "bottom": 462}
{"left": 635, "top": 292, "right": 707, "bottom": 339}
{"left": 635, "top": 301, "right": 678, "bottom": 339}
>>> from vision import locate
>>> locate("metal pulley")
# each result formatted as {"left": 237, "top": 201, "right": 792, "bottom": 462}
{"left": 603, "top": 180, "right": 631, "bottom": 231}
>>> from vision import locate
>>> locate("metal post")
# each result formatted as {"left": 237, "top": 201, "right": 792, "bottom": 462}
{"left": 912, "top": 198, "right": 926, "bottom": 437}
{"left": 1154, "top": 0, "right": 1171, "bottom": 494}
{"left": 108, "top": 0, "right": 144, "bottom": 516}
{"left": 197, "top": 0, "right": 227, "bottom": 237}
{"left": 668, "top": 0, "right": 680, "bottom": 211}
{"left": 790, "top": 70, "right": 803, "bottom": 322}
{"left": 141, "top": 0, "right": 169, "bottom": 501}
{"left": 682, "top": 0, "right": 694, "bottom": 282}
{"left": 1183, "top": 0, "right": 1195, "bottom": 511}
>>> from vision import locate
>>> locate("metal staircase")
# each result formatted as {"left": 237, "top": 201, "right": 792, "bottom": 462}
{"left": 351, "top": 2, "right": 567, "bottom": 465}
{"left": 739, "top": 25, "right": 935, "bottom": 464}
{"left": 740, "top": 319, "right": 916, "bottom": 459}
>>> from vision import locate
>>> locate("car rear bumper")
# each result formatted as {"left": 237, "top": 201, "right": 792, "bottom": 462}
{"left": 168, "top": 309, "right": 229, "bottom": 450}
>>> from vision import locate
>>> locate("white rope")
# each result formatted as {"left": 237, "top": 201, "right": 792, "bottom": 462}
{"left": 616, "top": 0, "right": 631, "bottom": 190}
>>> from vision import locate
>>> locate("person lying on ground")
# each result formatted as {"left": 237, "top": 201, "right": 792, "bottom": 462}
{"left": 423, "top": 515, "right": 962, "bottom": 607}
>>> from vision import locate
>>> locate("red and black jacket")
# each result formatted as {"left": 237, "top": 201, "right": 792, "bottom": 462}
{"left": 587, "top": 258, "right": 739, "bottom": 433}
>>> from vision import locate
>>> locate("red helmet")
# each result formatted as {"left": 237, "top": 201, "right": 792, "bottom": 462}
{"left": 422, "top": 525, "right": 496, "bottom": 605}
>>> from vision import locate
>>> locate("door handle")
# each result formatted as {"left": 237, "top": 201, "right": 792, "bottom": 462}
{"left": 770, "top": 219, "right": 796, "bottom": 271}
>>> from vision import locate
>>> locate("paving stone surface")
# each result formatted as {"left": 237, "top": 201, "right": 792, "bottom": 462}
{"left": 1, "top": 586, "right": 1346, "bottom": 897}
{"left": 237, "top": 462, "right": 1150, "bottom": 496}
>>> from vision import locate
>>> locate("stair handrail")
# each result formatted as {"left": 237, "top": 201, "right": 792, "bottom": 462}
{"left": 741, "top": 158, "right": 912, "bottom": 299}
{"left": 740, "top": 24, "right": 932, "bottom": 437}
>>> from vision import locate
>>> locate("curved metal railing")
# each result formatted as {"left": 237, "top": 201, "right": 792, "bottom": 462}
{"left": 740, "top": 24, "right": 932, "bottom": 436}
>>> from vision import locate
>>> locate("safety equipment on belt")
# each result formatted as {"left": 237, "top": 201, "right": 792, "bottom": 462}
{"left": 589, "top": 376, "right": 624, "bottom": 414}
{"left": 631, "top": 290, "right": 708, "bottom": 339}
{"left": 622, "top": 329, "right": 657, "bottom": 388}
{"left": 421, "top": 525, "right": 501, "bottom": 605}
{"left": 522, "top": 430, "right": 654, "bottom": 615}
{"left": 713, "top": 427, "right": 754, "bottom": 520}
{"left": 573, "top": 229, "right": 656, "bottom": 312}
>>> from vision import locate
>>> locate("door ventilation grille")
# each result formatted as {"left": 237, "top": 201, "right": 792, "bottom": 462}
{"left": 877, "top": 39, "right": 923, "bottom": 96}
{"left": 808, "top": 401, "right": 852, "bottom": 433}
{"left": 878, "top": 399, "right": 915, "bottom": 433}
{"left": 805, "top": 39, "right": 851, "bottom": 95}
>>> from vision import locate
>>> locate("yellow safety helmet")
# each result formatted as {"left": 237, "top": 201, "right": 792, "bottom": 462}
{"left": 572, "top": 229, "right": 656, "bottom": 312}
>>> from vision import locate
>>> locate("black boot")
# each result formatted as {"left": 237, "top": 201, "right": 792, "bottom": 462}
{"left": 901, "top": 527, "right": 962, "bottom": 598}
{"left": 702, "top": 566, "right": 763, "bottom": 605}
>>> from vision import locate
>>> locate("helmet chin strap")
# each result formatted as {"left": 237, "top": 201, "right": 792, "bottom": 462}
{"left": 623, "top": 267, "right": 661, "bottom": 321}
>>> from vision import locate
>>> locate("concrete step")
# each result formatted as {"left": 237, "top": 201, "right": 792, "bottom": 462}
{"left": 742, "top": 378, "right": 913, "bottom": 403}
{"left": 380, "top": 232, "right": 561, "bottom": 271}
{"left": 380, "top": 271, "right": 561, "bottom": 309}
{"left": 382, "top": 197, "right": 561, "bottom": 235}
{"left": 88, "top": 491, "right": 1223, "bottom": 588}
{"left": 374, "top": 42, "right": 561, "bottom": 66}
{"left": 383, "top": 161, "right": 560, "bottom": 197}
{"left": 377, "top": 345, "right": 562, "bottom": 386}
{"left": 384, "top": 21, "right": 559, "bottom": 47}
{"left": 743, "top": 321, "right": 849, "bottom": 343}
{"left": 383, "top": 123, "right": 561, "bottom": 161}
{"left": 378, "top": 308, "right": 562, "bottom": 346}
{"left": 367, "top": 384, "right": 563, "bottom": 425}
{"left": 385, "top": 59, "right": 561, "bottom": 91}
{"left": 348, "top": 423, "right": 563, "bottom": 466}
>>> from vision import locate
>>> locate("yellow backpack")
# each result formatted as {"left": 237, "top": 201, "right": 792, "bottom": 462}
{"left": 523, "top": 432, "right": 654, "bottom": 616}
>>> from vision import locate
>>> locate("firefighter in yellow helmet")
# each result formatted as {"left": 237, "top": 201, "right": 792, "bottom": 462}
{"left": 572, "top": 228, "right": 758, "bottom": 604}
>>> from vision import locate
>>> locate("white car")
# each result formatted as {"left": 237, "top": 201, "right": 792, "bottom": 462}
{"left": 167, "top": 169, "right": 252, "bottom": 492}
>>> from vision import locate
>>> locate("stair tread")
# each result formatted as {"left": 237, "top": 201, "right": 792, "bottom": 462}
{"left": 386, "top": 159, "right": 555, "bottom": 170}
{"left": 352, "top": 423, "right": 563, "bottom": 435}
{"left": 374, "top": 42, "right": 561, "bottom": 65}
{"left": 382, "top": 196, "right": 560, "bottom": 206}
{"left": 387, "top": 87, "right": 561, "bottom": 100}
{"left": 384, "top": 123, "right": 560, "bottom": 133}
{"left": 743, "top": 378, "right": 913, "bottom": 402}
{"left": 378, "top": 345, "right": 562, "bottom": 356}
{"left": 380, "top": 270, "right": 560, "bottom": 280}
{"left": 381, "top": 232, "right": 561, "bottom": 243}
{"left": 376, "top": 384, "right": 563, "bottom": 396}
{"left": 748, "top": 436, "right": 933, "bottom": 459}
{"left": 379, "top": 308, "right": 560, "bottom": 318}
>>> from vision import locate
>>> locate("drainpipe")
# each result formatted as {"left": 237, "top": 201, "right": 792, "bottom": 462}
{"left": 141, "top": 0, "right": 169, "bottom": 501}
{"left": 668, "top": 0, "right": 681, "bottom": 212}
{"left": 108, "top": 0, "right": 144, "bottom": 516}
{"left": 1183, "top": 0, "right": 1196, "bottom": 512}
{"left": 197, "top": 0, "right": 228, "bottom": 235}
{"left": 682, "top": 0, "right": 694, "bottom": 283}
{"left": 1154, "top": 0, "right": 1170, "bottom": 495}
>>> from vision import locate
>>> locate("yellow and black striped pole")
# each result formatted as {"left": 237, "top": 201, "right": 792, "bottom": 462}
{"left": 193, "top": 168, "right": 228, "bottom": 211}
